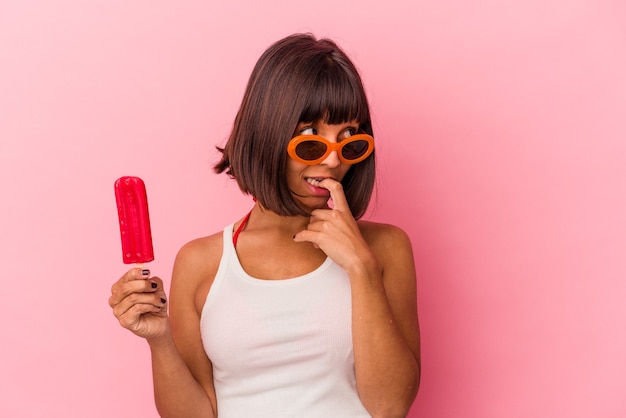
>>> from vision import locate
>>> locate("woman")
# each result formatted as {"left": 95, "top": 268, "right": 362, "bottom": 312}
{"left": 110, "top": 33, "right": 420, "bottom": 418}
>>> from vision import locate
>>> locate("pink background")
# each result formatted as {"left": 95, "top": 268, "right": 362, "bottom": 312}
{"left": 1, "top": 0, "right": 625, "bottom": 417}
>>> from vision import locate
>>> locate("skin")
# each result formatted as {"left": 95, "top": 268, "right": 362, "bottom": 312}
{"left": 109, "top": 121, "right": 421, "bottom": 418}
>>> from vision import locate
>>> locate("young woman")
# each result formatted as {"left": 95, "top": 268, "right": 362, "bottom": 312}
{"left": 109, "top": 33, "right": 421, "bottom": 418}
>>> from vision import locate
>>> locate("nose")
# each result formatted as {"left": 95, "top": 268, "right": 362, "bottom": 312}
{"left": 321, "top": 146, "right": 342, "bottom": 167}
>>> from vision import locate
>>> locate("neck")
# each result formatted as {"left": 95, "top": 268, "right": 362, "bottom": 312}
{"left": 247, "top": 203, "right": 310, "bottom": 234}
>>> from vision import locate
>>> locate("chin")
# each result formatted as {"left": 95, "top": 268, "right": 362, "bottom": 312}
{"left": 293, "top": 196, "right": 330, "bottom": 213}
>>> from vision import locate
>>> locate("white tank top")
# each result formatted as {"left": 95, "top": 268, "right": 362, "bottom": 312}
{"left": 200, "top": 224, "right": 371, "bottom": 417}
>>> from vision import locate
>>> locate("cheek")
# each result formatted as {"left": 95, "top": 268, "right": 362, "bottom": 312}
{"left": 285, "top": 160, "right": 305, "bottom": 185}
{"left": 286, "top": 158, "right": 298, "bottom": 172}
{"left": 337, "top": 165, "right": 352, "bottom": 181}
{"left": 286, "top": 159, "right": 301, "bottom": 175}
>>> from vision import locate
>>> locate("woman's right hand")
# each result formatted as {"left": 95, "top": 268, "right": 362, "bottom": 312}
{"left": 109, "top": 268, "right": 169, "bottom": 342}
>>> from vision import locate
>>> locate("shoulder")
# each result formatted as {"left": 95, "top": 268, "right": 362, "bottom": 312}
{"left": 357, "top": 220, "right": 413, "bottom": 252}
{"left": 174, "top": 231, "right": 224, "bottom": 272}
{"left": 357, "top": 220, "right": 416, "bottom": 277}
{"left": 171, "top": 231, "right": 224, "bottom": 314}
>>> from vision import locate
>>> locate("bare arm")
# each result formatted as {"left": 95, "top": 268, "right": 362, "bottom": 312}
{"left": 149, "top": 329, "right": 215, "bottom": 418}
{"left": 294, "top": 179, "right": 420, "bottom": 417}
{"left": 109, "top": 236, "right": 220, "bottom": 418}
{"left": 152, "top": 237, "right": 220, "bottom": 417}
{"left": 350, "top": 223, "right": 421, "bottom": 417}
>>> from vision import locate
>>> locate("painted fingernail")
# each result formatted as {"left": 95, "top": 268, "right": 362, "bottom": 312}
{"left": 141, "top": 269, "right": 150, "bottom": 276}
{"left": 151, "top": 282, "right": 158, "bottom": 289}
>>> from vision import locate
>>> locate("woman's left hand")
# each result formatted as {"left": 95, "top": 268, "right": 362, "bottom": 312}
{"left": 296, "top": 180, "right": 421, "bottom": 415}
{"left": 293, "top": 178, "right": 378, "bottom": 274}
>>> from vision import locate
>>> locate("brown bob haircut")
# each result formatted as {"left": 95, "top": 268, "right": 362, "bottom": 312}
{"left": 214, "top": 33, "right": 376, "bottom": 219}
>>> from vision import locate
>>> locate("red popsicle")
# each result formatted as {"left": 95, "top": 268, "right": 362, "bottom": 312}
{"left": 114, "top": 176, "right": 155, "bottom": 264}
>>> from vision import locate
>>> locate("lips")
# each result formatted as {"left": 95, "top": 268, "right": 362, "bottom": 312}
{"left": 305, "top": 177, "right": 325, "bottom": 187}
{"left": 304, "top": 177, "right": 331, "bottom": 196}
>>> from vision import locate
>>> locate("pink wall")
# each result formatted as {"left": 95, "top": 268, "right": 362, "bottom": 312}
{"left": 1, "top": 0, "right": 625, "bottom": 417}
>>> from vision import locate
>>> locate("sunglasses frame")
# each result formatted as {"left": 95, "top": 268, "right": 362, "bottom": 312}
{"left": 287, "top": 134, "right": 375, "bottom": 165}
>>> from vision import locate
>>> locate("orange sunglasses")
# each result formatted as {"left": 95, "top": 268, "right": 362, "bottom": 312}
{"left": 287, "top": 134, "right": 375, "bottom": 165}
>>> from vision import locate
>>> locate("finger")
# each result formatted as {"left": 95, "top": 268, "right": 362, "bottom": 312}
{"left": 121, "top": 267, "right": 152, "bottom": 283}
{"left": 293, "top": 229, "right": 323, "bottom": 249}
{"left": 111, "top": 268, "right": 151, "bottom": 295}
{"left": 117, "top": 303, "right": 165, "bottom": 331}
{"left": 109, "top": 274, "right": 163, "bottom": 307}
{"left": 110, "top": 278, "right": 158, "bottom": 304}
{"left": 318, "top": 178, "right": 350, "bottom": 213}
{"left": 112, "top": 291, "right": 167, "bottom": 319}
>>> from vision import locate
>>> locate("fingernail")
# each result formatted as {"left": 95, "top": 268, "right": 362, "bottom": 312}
{"left": 161, "top": 298, "right": 167, "bottom": 304}
{"left": 141, "top": 269, "right": 150, "bottom": 276}
{"left": 151, "top": 282, "right": 157, "bottom": 289}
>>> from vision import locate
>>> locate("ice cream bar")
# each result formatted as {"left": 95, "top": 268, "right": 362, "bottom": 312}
{"left": 114, "top": 176, "right": 154, "bottom": 264}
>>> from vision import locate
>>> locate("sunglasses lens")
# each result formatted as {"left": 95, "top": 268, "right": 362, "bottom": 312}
{"left": 342, "top": 140, "right": 370, "bottom": 161}
{"left": 295, "top": 140, "right": 327, "bottom": 161}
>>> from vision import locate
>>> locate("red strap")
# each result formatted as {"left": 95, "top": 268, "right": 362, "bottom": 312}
{"left": 233, "top": 210, "right": 252, "bottom": 247}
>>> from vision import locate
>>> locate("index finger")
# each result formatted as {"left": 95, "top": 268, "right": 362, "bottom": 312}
{"left": 318, "top": 178, "right": 351, "bottom": 213}
{"left": 121, "top": 267, "right": 151, "bottom": 283}
{"left": 111, "top": 268, "right": 151, "bottom": 294}
{"left": 109, "top": 268, "right": 158, "bottom": 306}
